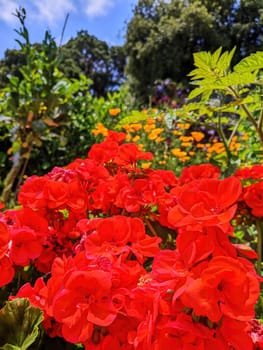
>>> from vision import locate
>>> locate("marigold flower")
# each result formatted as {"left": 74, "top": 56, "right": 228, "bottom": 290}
{"left": 92, "top": 123, "right": 108, "bottom": 137}
{"left": 171, "top": 148, "right": 187, "bottom": 158}
{"left": 132, "top": 135, "right": 140, "bottom": 142}
{"left": 155, "top": 136, "right": 165, "bottom": 143}
{"left": 191, "top": 131, "right": 205, "bottom": 142}
{"left": 109, "top": 108, "right": 121, "bottom": 116}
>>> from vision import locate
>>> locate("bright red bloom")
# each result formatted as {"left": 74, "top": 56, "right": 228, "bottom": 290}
{"left": 0, "top": 255, "right": 14, "bottom": 287}
{"left": 81, "top": 216, "right": 161, "bottom": 262}
{"left": 0, "top": 221, "right": 10, "bottom": 259}
{"left": 168, "top": 177, "right": 242, "bottom": 231}
{"left": 154, "top": 313, "right": 214, "bottom": 350}
{"left": 88, "top": 140, "right": 119, "bottom": 164}
{"left": 44, "top": 180, "right": 69, "bottom": 209}
{"left": 105, "top": 130, "right": 126, "bottom": 144}
{"left": 179, "top": 163, "right": 220, "bottom": 184}
{"left": 243, "top": 181, "right": 263, "bottom": 217}
{"left": 10, "top": 228, "right": 43, "bottom": 266}
{"left": 15, "top": 277, "right": 48, "bottom": 310}
{"left": 51, "top": 270, "right": 116, "bottom": 343}
{"left": 234, "top": 165, "right": 263, "bottom": 180}
{"left": 114, "top": 143, "right": 153, "bottom": 166}
{"left": 18, "top": 175, "right": 48, "bottom": 208}
{"left": 181, "top": 256, "right": 260, "bottom": 322}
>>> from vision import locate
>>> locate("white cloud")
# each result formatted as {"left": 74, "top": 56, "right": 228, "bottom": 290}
{"left": 0, "top": 0, "right": 20, "bottom": 25}
{"left": 84, "top": 0, "right": 115, "bottom": 17}
{"left": 31, "top": 0, "right": 76, "bottom": 25}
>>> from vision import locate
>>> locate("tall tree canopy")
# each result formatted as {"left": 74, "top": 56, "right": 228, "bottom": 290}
{"left": 125, "top": 0, "right": 263, "bottom": 105}
{"left": 60, "top": 30, "right": 126, "bottom": 97}
{"left": 0, "top": 30, "right": 126, "bottom": 97}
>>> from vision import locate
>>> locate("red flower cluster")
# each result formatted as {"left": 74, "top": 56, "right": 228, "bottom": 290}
{"left": 0, "top": 132, "right": 262, "bottom": 349}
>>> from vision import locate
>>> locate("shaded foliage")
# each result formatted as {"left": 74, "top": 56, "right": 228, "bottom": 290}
{"left": 125, "top": 0, "right": 263, "bottom": 105}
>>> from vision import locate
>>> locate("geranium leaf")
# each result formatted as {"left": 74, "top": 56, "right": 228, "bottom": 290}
{"left": 0, "top": 298, "right": 43, "bottom": 350}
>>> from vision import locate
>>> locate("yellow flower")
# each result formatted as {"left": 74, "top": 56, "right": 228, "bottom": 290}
{"left": 177, "top": 123, "right": 190, "bottom": 130}
{"left": 122, "top": 124, "right": 131, "bottom": 131}
{"left": 179, "top": 136, "right": 193, "bottom": 142}
{"left": 144, "top": 124, "right": 155, "bottom": 132}
{"left": 155, "top": 136, "right": 165, "bottom": 143}
{"left": 126, "top": 134, "right": 132, "bottom": 141}
{"left": 132, "top": 135, "right": 141, "bottom": 142}
{"left": 196, "top": 143, "right": 205, "bottom": 149}
{"left": 172, "top": 130, "right": 182, "bottom": 136}
{"left": 109, "top": 108, "right": 121, "bottom": 116}
{"left": 138, "top": 144, "right": 145, "bottom": 151}
{"left": 191, "top": 131, "right": 205, "bottom": 142}
{"left": 180, "top": 156, "right": 191, "bottom": 162}
{"left": 141, "top": 162, "right": 152, "bottom": 169}
{"left": 181, "top": 142, "right": 192, "bottom": 148}
{"left": 171, "top": 148, "right": 188, "bottom": 158}
{"left": 130, "top": 123, "right": 142, "bottom": 131}
{"left": 148, "top": 128, "right": 164, "bottom": 140}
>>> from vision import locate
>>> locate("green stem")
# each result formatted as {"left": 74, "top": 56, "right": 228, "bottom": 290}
{"left": 258, "top": 104, "right": 263, "bottom": 136}
{"left": 256, "top": 220, "right": 262, "bottom": 276}
{"left": 226, "top": 115, "right": 242, "bottom": 148}
{"left": 227, "top": 87, "right": 263, "bottom": 145}
{"left": 217, "top": 111, "right": 231, "bottom": 167}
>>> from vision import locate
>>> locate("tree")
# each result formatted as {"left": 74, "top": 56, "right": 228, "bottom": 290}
{"left": 0, "top": 31, "right": 126, "bottom": 98}
{"left": 125, "top": 0, "right": 263, "bottom": 105}
{"left": 59, "top": 30, "right": 126, "bottom": 97}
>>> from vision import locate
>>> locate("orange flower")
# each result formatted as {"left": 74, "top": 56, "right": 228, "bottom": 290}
{"left": 171, "top": 148, "right": 188, "bottom": 158}
{"left": 109, "top": 108, "right": 121, "bottom": 116}
{"left": 148, "top": 128, "right": 164, "bottom": 140}
{"left": 155, "top": 136, "right": 165, "bottom": 143}
{"left": 132, "top": 135, "right": 140, "bottom": 142}
{"left": 92, "top": 123, "right": 108, "bottom": 137}
{"left": 191, "top": 131, "right": 205, "bottom": 142}
{"left": 179, "top": 136, "right": 193, "bottom": 142}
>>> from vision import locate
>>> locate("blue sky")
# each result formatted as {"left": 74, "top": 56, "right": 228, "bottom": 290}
{"left": 0, "top": 0, "right": 137, "bottom": 58}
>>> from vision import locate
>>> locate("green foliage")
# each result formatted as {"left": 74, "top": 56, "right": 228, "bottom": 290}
{"left": 0, "top": 298, "right": 43, "bottom": 350}
{"left": 125, "top": 0, "right": 263, "bottom": 105}
{"left": 58, "top": 30, "right": 126, "bottom": 97}
{"left": 0, "top": 9, "right": 97, "bottom": 203}
{"left": 176, "top": 47, "right": 263, "bottom": 172}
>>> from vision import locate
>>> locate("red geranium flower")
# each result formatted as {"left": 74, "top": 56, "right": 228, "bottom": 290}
{"left": 0, "top": 255, "right": 14, "bottom": 287}
{"left": 243, "top": 181, "right": 263, "bottom": 217}
{"left": 51, "top": 270, "right": 117, "bottom": 343}
{"left": 181, "top": 256, "right": 260, "bottom": 322}
{"left": 0, "top": 221, "right": 10, "bottom": 259}
{"left": 10, "top": 228, "right": 43, "bottom": 266}
{"left": 179, "top": 163, "right": 220, "bottom": 184}
{"left": 168, "top": 177, "right": 242, "bottom": 232}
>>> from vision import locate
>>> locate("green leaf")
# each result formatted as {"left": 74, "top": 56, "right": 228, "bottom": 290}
{"left": 0, "top": 298, "right": 44, "bottom": 350}
{"left": 234, "top": 51, "right": 263, "bottom": 73}
{"left": 115, "top": 110, "right": 150, "bottom": 129}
